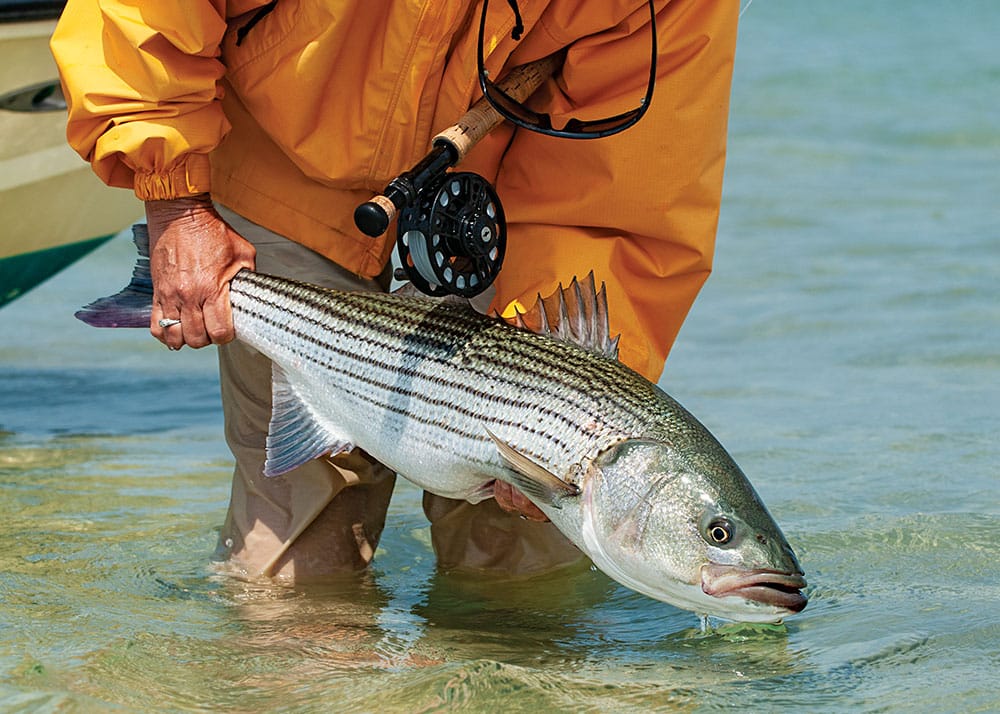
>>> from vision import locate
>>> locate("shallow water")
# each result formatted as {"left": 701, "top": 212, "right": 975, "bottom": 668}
{"left": 2, "top": 1, "right": 998, "bottom": 711}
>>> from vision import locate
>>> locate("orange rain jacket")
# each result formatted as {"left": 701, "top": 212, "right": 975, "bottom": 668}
{"left": 51, "top": 0, "right": 737, "bottom": 380}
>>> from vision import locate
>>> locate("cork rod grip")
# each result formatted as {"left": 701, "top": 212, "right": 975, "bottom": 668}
{"left": 434, "top": 53, "right": 562, "bottom": 159}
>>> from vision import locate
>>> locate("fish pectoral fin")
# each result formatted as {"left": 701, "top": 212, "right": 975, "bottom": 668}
{"left": 263, "top": 365, "right": 355, "bottom": 478}
{"left": 486, "top": 429, "right": 580, "bottom": 509}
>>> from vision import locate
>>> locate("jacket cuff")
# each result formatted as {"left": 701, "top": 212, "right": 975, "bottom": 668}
{"left": 132, "top": 154, "right": 212, "bottom": 201}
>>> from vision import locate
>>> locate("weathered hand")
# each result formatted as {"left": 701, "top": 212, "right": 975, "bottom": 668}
{"left": 145, "top": 195, "right": 256, "bottom": 350}
{"left": 493, "top": 480, "right": 549, "bottom": 522}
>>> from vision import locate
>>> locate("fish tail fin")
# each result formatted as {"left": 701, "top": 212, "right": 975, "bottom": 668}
{"left": 74, "top": 223, "right": 153, "bottom": 328}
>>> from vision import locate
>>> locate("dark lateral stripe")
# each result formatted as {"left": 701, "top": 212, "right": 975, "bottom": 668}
{"left": 233, "top": 279, "right": 574, "bottom": 405}
{"left": 238, "top": 279, "right": 645, "bottom": 410}
{"left": 236, "top": 273, "right": 476, "bottom": 343}
{"left": 233, "top": 273, "right": 656, "bottom": 426}
{"left": 238, "top": 272, "right": 614, "bottom": 380}
{"left": 235, "top": 300, "right": 588, "bottom": 456}
{"left": 241, "top": 302, "right": 650, "bottom": 436}
{"left": 234, "top": 313, "right": 651, "bottom": 447}
{"left": 234, "top": 293, "right": 637, "bottom": 437}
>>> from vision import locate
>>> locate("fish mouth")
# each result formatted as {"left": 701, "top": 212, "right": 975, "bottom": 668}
{"left": 701, "top": 564, "right": 808, "bottom": 613}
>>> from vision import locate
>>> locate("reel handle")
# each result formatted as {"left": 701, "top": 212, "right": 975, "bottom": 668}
{"left": 353, "top": 145, "right": 454, "bottom": 238}
{"left": 354, "top": 54, "right": 561, "bottom": 238}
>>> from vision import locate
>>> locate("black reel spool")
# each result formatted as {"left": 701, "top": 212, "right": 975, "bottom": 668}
{"left": 395, "top": 172, "right": 506, "bottom": 298}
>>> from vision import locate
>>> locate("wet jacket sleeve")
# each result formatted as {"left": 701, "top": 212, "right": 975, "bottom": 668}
{"left": 50, "top": 0, "right": 231, "bottom": 200}
{"left": 490, "top": 1, "right": 738, "bottom": 380}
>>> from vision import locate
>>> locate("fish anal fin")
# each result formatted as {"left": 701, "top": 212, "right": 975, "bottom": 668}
{"left": 264, "top": 364, "right": 355, "bottom": 477}
{"left": 502, "top": 272, "right": 618, "bottom": 360}
{"left": 485, "top": 429, "right": 579, "bottom": 509}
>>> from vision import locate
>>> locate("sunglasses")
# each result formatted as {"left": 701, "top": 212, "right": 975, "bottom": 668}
{"left": 477, "top": 0, "right": 657, "bottom": 139}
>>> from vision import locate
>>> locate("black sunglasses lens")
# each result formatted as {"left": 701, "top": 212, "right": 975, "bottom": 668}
{"left": 562, "top": 107, "right": 645, "bottom": 136}
{"left": 485, "top": 79, "right": 644, "bottom": 136}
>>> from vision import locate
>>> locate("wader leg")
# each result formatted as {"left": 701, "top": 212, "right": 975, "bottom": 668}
{"left": 422, "top": 492, "right": 584, "bottom": 576}
{"left": 212, "top": 206, "right": 394, "bottom": 580}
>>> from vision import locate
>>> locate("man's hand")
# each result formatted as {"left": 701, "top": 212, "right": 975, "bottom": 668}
{"left": 493, "top": 480, "right": 549, "bottom": 522}
{"left": 145, "top": 195, "right": 256, "bottom": 350}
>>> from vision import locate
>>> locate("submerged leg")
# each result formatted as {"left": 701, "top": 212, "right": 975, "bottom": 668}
{"left": 422, "top": 492, "right": 584, "bottom": 575}
{"left": 215, "top": 337, "right": 396, "bottom": 578}
{"left": 212, "top": 206, "right": 395, "bottom": 580}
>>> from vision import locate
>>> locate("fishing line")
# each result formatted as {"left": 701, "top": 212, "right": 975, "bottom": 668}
{"left": 404, "top": 229, "right": 441, "bottom": 293}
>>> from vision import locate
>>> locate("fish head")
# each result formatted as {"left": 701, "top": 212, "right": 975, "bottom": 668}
{"left": 580, "top": 438, "right": 807, "bottom": 623}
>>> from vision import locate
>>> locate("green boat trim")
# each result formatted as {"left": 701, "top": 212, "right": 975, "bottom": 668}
{"left": 0, "top": 233, "right": 113, "bottom": 308}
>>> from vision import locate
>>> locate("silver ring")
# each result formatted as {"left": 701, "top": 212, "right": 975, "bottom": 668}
{"left": 158, "top": 318, "right": 182, "bottom": 328}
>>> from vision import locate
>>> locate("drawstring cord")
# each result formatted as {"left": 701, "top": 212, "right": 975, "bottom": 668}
{"left": 506, "top": 0, "right": 524, "bottom": 40}
{"left": 236, "top": 1, "right": 278, "bottom": 46}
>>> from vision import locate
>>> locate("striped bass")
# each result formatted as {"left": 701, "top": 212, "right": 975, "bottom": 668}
{"left": 77, "top": 225, "right": 807, "bottom": 624}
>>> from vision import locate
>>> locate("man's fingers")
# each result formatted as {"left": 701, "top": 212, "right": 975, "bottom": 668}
{"left": 493, "top": 481, "right": 549, "bottom": 522}
{"left": 180, "top": 303, "right": 210, "bottom": 349}
{"left": 511, "top": 489, "right": 548, "bottom": 522}
{"left": 144, "top": 196, "right": 254, "bottom": 351}
{"left": 150, "top": 292, "right": 231, "bottom": 350}
{"left": 151, "top": 301, "right": 185, "bottom": 350}
{"left": 202, "top": 287, "right": 236, "bottom": 345}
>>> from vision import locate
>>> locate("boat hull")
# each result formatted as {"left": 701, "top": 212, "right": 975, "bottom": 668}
{"left": 0, "top": 10, "right": 141, "bottom": 307}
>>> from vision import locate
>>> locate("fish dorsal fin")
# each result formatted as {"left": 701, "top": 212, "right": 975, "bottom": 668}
{"left": 264, "top": 364, "right": 355, "bottom": 477}
{"left": 486, "top": 429, "right": 580, "bottom": 509}
{"left": 504, "top": 272, "right": 620, "bottom": 360}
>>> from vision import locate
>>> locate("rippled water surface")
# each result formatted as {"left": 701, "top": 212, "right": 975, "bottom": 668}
{"left": 2, "top": 1, "right": 998, "bottom": 711}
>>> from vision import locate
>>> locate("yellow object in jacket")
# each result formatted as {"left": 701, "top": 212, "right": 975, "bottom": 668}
{"left": 51, "top": 0, "right": 737, "bottom": 380}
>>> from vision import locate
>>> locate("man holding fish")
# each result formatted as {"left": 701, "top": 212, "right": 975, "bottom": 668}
{"left": 51, "top": 1, "right": 739, "bottom": 582}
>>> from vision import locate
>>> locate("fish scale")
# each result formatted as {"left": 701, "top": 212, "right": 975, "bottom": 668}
{"left": 229, "top": 270, "right": 651, "bottom": 498}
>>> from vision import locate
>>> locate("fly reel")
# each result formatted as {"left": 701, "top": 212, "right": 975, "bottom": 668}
{"left": 395, "top": 172, "right": 505, "bottom": 298}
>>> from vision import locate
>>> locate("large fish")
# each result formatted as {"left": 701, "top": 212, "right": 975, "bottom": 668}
{"left": 78, "top": 225, "right": 807, "bottom": 624}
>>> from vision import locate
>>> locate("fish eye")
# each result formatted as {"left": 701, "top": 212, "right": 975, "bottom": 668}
{"left": 706, "top": 518, "right": 734, "bottom": 545}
